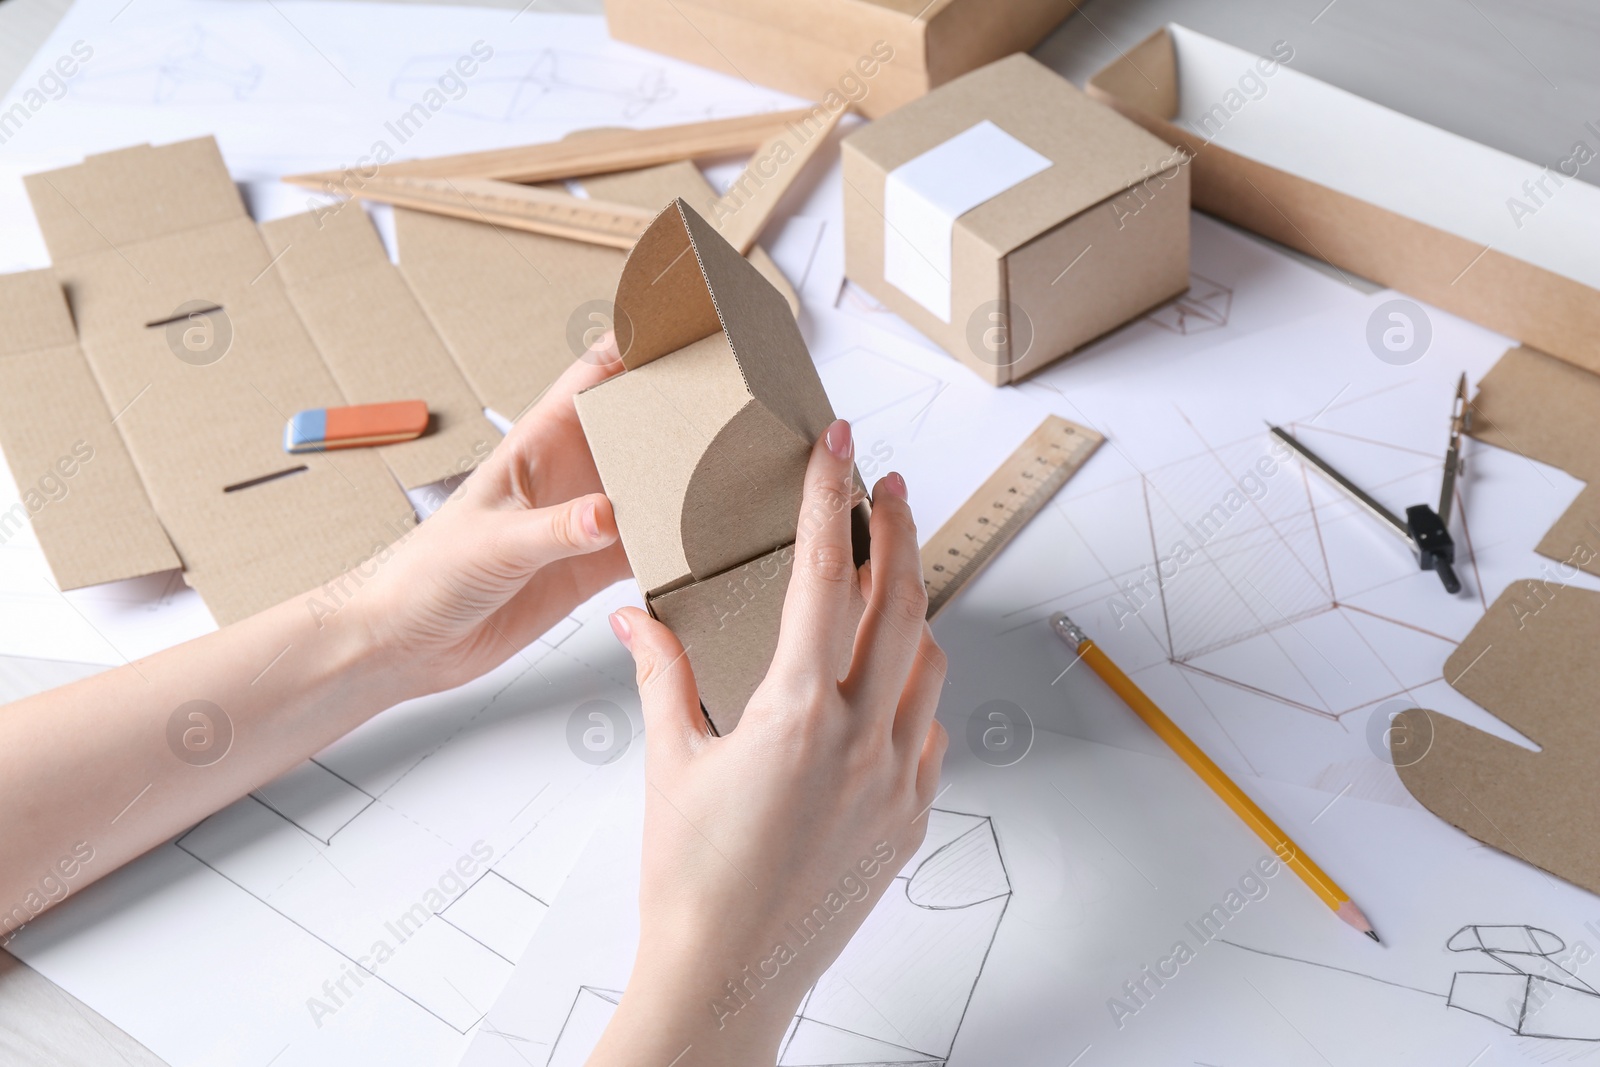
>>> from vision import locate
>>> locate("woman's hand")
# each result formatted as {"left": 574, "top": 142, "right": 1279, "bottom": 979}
{"left": 359, "top": 336, "right": 630, "bottom": 700}
{"left": 590, "top": 419, "right": 949, "bottom": 1067}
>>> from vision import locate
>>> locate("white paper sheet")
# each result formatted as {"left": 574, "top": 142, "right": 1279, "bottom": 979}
{"left": 5, "top": 5, "right": 1596, "bottom": 1065}
{"left": 466, "top": 198, "right": 1599, "bottom": 1066}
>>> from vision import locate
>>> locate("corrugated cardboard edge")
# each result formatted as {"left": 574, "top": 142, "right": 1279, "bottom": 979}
{"left": 1086, "top": 27, "right": 1600, "bottom": 378}
{"left": 1395, "top": 582, "right": 1600, "bottom": 895}
{"left": 261, "top": 206, "right": 503, "bottom": 489}
{"left": 0, "top": 270, "right": 180, "bottom": 588}
{"left": 1468, "top": 345, "right": 1600, "bottom": 578}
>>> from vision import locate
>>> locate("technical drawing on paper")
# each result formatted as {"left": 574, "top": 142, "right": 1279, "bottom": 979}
{"left": 1033, "top": 413, "right": 1482, "bottom": 725}
{"left": 1220, "top": 923, "right": 1600, "bottom": 1047}
{"left": 390, "top": 49, "right": 673, "bottom": 122}
{"left": 543, "top": 810, "right": 1011, "bottom": 1066}
{"left": 1447, "top": 924, "right": 1600, "bottom": 1040}
{"left": 1146, "top": 273, "right": 1233, "bottom": 335}
{"left": 171, "top": 609, "right": 629, "bottom": 1035}
{"left": 69, "top": 26, "right": 264, "bottom": 104}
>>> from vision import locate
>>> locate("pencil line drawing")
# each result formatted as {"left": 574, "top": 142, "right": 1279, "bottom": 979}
{"left": 69, "top": 26, "right": 264, "bottom": 104}
{"left": 542, "top": 810, "right": 1011, "bottom": 1067}
{"left": 390, "top": 49, "right": 673, "bottom": 123}
{"left": 163, "top": 607, "right": 626, "bottom": 1035}
{"left": 1146, "top": 273, "right": 1233, "bottom": 335}
{"left": 1447, "top": 924, "right": 1600, "bottom": 1040}
{"left": 1009, "top": 414, "right": 1482, "bottom": 725}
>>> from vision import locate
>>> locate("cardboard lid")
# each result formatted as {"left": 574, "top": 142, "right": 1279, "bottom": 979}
{"left": 843, "top": 52, "right": 1182, "bottom": 258}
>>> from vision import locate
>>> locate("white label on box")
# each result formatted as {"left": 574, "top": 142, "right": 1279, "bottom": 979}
{"left": 883, "top": 120, "right": 1053, "bottom": 323}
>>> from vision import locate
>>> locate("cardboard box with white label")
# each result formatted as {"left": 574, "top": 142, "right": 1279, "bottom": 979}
{"left": 842, "top": 53, "right": 1191, "bottom": 385}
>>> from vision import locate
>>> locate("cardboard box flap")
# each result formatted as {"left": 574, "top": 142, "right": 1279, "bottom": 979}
{"left": 845, "top": 54, "right": 1182, "bottom": 258}
{"left": 394, "top": 161, "right": 796, "bottom": 425}
{"left": 1082, "top": 23, "right": 1177, "bottom": 119}
{"left": 260, "top": 207, "right": 503, "bottom": 490}
{"left": 0, "top": 270, "right": 180, "bottom": 589}
{"left": 589, "top": 160, "right": 799, "bottom": 321}
{"left": 1396, "top": 583, "right": 1600, "bottom": 895}
{"left": 1469, "top": 345, "right": 1600, "bottom": 578}
{"left": 26, "top": 138, "right": 247, "bottom": 263}
{"left": 612, "top": 199, "right": 722, "bottom": 369}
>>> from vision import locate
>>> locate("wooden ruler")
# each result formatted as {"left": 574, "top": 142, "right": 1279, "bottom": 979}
{"left": 287, "top": 108, "right": 820, "bottom": 186}
{"left": 324, "top": 175, "right": 656, "bottom": 248}
{"left": 921, "top": 415, "right": 1103, "bottom": 619}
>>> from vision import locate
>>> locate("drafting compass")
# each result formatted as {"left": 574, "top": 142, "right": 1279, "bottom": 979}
{"left": 1269, "top": 374, "right": 1470, "bottom": 595}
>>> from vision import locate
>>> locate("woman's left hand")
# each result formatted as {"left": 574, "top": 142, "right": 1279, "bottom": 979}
{"left": 359, "top": 336, "right": 630, "bottom": 699}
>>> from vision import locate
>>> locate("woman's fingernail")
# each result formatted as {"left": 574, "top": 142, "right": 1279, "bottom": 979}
{"left": 608, "top": 611, "right": 632, "bottom": 649}
{"left": 883, "top": 472, "right": 908, "bottom": 500}
{"left": 825, "top": 419, "right": 853, "bottom": 460}
{"left": 581, "top": 501, "right": 602, "bottom": 541}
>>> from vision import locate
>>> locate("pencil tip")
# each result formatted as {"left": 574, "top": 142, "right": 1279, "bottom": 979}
{"left": 1366, "top": 930, "right": 1381, "bottom": 943}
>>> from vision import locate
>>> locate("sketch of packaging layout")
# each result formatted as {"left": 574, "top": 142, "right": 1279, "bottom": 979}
{"left": 391, "top": 49, "right": 672, "bottom": 123}
{"left": 545, "top": 811, "right": 1011, "bottom": 1066}
{"left": 1447, "top": 924, "right": 1600, "bottom": 1039}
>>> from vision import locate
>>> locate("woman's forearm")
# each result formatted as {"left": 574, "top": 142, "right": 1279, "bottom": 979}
{"left": 0, "top": 586, "right": 405, "bottom": 937}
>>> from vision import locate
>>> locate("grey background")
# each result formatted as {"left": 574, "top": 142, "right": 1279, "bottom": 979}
{"left": 0, "top": 0, "right": 1594, "bottom": 1062}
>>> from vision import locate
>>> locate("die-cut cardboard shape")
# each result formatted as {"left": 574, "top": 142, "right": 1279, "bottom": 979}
{"left": 1396, "top": 582, "right": 1600, "bottom": 895}
{"left": 575, "top": 198, "right": 866, "bottom": 733}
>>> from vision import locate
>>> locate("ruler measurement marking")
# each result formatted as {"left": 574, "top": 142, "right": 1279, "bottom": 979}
{"left": 921, "top": 416, "right": 1101, "bottom": 619}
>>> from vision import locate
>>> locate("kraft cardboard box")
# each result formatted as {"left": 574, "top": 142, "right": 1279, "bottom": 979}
{"left": 842, "top": 52, "right": 1191, "bottom": 385}
{"left": 604, "top": 0, "right": 1082, "bottom": 119}
{"left": 575, "top": 198, "right": 866, "bottom": 734}
{"left": 1087, "top": 24, "right": 1600, "bottom": 378}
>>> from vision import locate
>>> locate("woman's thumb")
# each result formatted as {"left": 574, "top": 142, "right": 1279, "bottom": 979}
{"left": 497, "top": 493, "right": 617, "bottom": 574}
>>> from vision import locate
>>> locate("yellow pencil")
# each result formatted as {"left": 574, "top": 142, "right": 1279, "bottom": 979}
{"left": 1049, "top": 613, "right": 1380, "bottom": 943}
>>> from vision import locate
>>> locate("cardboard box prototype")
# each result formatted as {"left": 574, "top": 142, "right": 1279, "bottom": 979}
{"left": 1086, "top": 24, "right": 1600, "bottom": 377}
{"left": 842, "top": 53, "right": 1191, "bottom": 385}
{"left": 603, "top": 0, "right": 1082, "bottom": 119}
{"left": 575, "top": 198, "right": 867, "bottom": 735}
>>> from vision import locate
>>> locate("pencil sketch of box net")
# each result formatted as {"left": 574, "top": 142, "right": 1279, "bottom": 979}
{"left": 574, "top": 196, "right": 870, "bottom": 735}
{"left": 1446, "top": 924, "right": 1600, "bottom": 1040}
{"left": 543, "top": 810, "right": 1011, "bottom": 1066}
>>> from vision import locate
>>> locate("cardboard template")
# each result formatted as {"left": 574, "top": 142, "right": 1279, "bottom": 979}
{"left": 0, "top": 271, "right": 181, "bottom": 589}
{"left": 843, "top": 53, "right": 1191, "bottom": 385}
{"left": 397, "top": 160, "right": 798, "bottom": 424}
{"left": 1087, "top": 25, "right": 1600, "bottom": 378}
{"left": 603, "top": 0, "right": 1083, "bottom": 119}
{"left": 4, "top": 137, "right": 509, "bottom": 623}
{"left": 1469, "top": 346, "right": 1600, "bottom": 578}
{"left": 574, "top": 198, "right": 864, "bottom": 734}
{"left": 2, "top": 138, "right": 807, "bottom": 626}
{"left": 1396, "top": 583, "right": 1600, "bottom": 896}
{"left": 259, "top": 206, "right": 502, "bottom": 491}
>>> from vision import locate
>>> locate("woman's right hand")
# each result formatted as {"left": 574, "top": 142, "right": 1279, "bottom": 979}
{"left": 589, "top": 418, "right": 949, "bottom": 1067}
